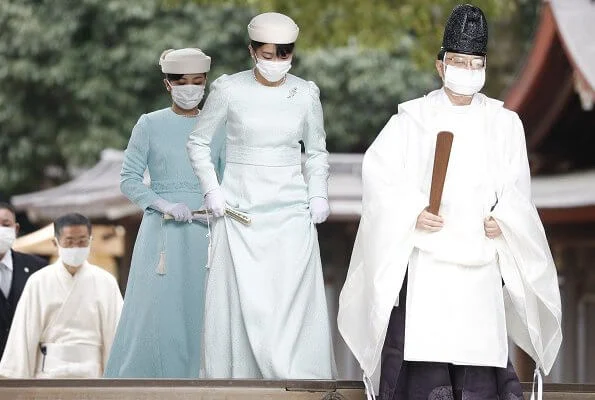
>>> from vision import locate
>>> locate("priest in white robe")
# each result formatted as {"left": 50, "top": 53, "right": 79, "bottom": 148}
{"left": 0, "top": 213, "right": 123, "bottom": 378}
{"left": 338, "top": 4, "right": 562, "bottom": 400}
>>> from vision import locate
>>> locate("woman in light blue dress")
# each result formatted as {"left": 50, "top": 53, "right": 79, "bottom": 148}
{"left": 104, "top": 48, "right": 224, "bottom": 378}
{"left": 187, "top": 13, "right": 335, "bottom": 379}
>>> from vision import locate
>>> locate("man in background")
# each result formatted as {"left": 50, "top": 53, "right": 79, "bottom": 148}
{"left": 0, "top": 202, "right": 46, "bottom": 358}
{"left": 0, "top": 213, "right": 123, "bottom": 378}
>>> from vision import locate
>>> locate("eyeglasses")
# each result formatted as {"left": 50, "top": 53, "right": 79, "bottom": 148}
{"left": 444, "top": 55, "right": 486, "bottom": 70}
{"left": 59, "top": 237, "right": 92, "bottom": 248}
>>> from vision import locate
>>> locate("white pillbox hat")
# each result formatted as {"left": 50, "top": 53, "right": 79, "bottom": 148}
{"left": 247, "top": 12, "right": 299, "bottom": 44}
{"left": 159, "top": 48, "right": 211, "bottom": 74}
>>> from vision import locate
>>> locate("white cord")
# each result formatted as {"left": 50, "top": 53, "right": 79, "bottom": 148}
{"left": 363, "top": 372, "right": 376, "bottom": 400}
{"left": 205, "top": 211, "right": 212, "bottom": 269}
{"left": 529, "top": 366, "right": 543, "bottom": 400}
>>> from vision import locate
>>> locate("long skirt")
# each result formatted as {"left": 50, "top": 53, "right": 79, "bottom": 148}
{"left": 105, "top": 191, "right": 209, "bottom": 378}
{"left": 202, "top": 157, "right": 335, "bottom": 379}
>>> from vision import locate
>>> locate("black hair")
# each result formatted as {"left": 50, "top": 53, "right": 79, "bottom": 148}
{"left": 251, "top": 40, "right": 295, "bottom": 58}
{"left": 164, "top": 73, "right": 207, "bottom": 82}
{"left": 54, "top": 213, "right": 92, "bottom": 238}
{"left": 0, "top": 202, "right": 16, "bottom": 218}
{"left": 165, "top": 73, "right": 184, "bottom": 81}
{"left": 437, "top": 48, "right": 446, "bottom": 60}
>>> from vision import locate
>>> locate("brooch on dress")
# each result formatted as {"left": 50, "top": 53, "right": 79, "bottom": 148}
{"left": 287, "top": 87, "right": 298, "bottom": 99}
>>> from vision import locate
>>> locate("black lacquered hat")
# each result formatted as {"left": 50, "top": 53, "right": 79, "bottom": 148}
{"left": 441, "top": 4, "right": 488, "bottom": 56}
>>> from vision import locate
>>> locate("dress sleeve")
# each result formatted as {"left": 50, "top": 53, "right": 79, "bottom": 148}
{"left": 120, "top": 115, "right": 161, "bottom": 210}
{"left": 210, "top": 124, "right": 227, "bottom": 184}
{"left": 187, "top": 75, "right": 230, "bottom": 195}
{"left": 302, "top": 81, "right": 330, "bottom": 200}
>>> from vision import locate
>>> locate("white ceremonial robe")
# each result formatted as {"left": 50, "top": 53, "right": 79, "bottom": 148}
{"left": 337, "top": 89, "right": 562, "bottom": 392}
{"left": 0, "top": 261, "right": 123, "bottom": 378}
{"left": 404, "top": 93, "right": 507, "bottom": 367}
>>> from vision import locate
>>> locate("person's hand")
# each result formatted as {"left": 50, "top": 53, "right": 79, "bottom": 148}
{"left": 309, "top": 197, "right": 330, "bottom": 224}
{"left": 164, "top": 203, "right": 193, "bottom": 222}
{"left": 152, "top": 199, "right": 193, "bottom": 222}
{"left": 416, "top": 208, "right": 444, "bottom": 232}
{"left": 204, "top": 188, "right": 226, "bottom": 218}
{"left": 484, "top": 217, "right": 502, "bottom": 239}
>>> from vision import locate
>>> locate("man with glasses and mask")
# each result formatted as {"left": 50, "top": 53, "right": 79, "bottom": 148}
{"left": 0, "top": 202, "right": 46, "bottom": 358}
{"left": 0, "top": 213, "right": 122, "bottom": 378}
{"left": 339, "top": 4, "right": 561, "bottom": 400}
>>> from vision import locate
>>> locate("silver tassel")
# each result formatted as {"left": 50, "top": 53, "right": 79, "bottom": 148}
{"left": 156, "top": 251, "right": 166, "bottom": 275}
{"left": 156, "top": 217, "right": 167, "bottom": 275}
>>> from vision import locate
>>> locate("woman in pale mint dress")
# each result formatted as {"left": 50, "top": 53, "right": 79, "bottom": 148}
{"left": 187, "top": 12, "right": 335, "bottom": 379}
{"left": 104, "top": 48, "right": 224, "bottom": 378}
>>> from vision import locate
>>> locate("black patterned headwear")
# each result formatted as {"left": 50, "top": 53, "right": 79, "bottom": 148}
{"left": 440, "top": 4, "right": 488, "bottom": 57}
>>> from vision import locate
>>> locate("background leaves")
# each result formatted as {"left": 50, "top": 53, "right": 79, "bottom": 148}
{"left": 0, "top": 0, "right": 540, "bottom": 195}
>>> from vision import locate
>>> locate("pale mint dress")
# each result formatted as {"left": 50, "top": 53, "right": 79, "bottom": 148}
{"left": 187, "top": 71, "right": 335, "bottom": 379}
{"left": 104, "top": 108, "right": 224, "bottom": 378}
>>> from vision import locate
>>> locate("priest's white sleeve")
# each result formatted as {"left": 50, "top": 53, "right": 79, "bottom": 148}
{"left": 338, "top": 113, "right": 427, "bottom": 382}
{"left": 0, "top": 279, "right": 42, "bottom": 378}
{"left": 491, "top": 111, "right": 562, "bottom": 374}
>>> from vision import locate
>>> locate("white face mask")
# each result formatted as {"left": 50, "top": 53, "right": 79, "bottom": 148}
{"left": 169, "top": 83, "right": 205, "bottom": 110}
{"left": 443, "top": 64, "right": 486, "bottom": 96}
{"left": 255, "top": 57, "right": 292, "bottom": 83}
{"left": 58, "top": 245, "right": 90, "bottom": 267}
{"left": 0, "top": 226, "right": 16, "bottom": 255}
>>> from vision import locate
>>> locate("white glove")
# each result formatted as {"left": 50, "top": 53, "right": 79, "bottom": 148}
{"left": 152, "top": 199, "right": 193, "bottom": 222}
{"left": 309, "top": 197, "right": 330, "bottom": 224}
{"left": 204, "top": 188, "right": 226, "bottom": 218}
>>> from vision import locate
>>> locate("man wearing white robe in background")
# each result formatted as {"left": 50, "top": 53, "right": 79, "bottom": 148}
{"left": 0, "top": 213, "right": 123, "bottom": 378}
{"left": 338, "top": 4, "right": 562, "bottom": 400}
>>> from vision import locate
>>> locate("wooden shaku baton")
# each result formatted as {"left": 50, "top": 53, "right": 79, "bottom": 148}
{"left": 428, "top": 131, "right": 454, "bottom": 215}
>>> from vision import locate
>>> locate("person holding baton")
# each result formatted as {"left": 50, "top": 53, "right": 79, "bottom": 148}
{"left": 338, "top": 4, "right": 562, "bottom": 399}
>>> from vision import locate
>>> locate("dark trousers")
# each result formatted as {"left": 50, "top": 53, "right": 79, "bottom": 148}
{"left": 379, "top": 275, "right": 524, "bottom": 400}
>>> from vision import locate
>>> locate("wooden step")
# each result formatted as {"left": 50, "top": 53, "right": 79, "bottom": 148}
{"left": 0, "top": 380, "right": 361, "bottom": 400}
{"left": 521, "top": 383, "right": 595, "bottom": 400}
{"left": 0, "top": 380, "right": 594, "bottom": 399}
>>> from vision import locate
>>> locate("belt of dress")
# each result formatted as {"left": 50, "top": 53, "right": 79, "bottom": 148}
{"left": 226, "top": 144, "right": 302, "bottom": 167}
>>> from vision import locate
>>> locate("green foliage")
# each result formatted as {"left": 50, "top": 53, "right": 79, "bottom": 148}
{"left": 0, "top": 1, "right": 252, "bottom": 194}
{"left": 0, "top": 0, "right": 540, "bottom": 195}
{"left": 188, "top": 0, "right": 517, "bottom": 68}
{"left": 293, "top": 44, "right": 437, "bottom": 152}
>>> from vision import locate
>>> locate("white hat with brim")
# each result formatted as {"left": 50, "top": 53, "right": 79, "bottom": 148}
{"left": 159, "top": 48, "right": 211, "bottom": 74}
{"left": 248, "top": 12, "right": 299, "bottom": 44}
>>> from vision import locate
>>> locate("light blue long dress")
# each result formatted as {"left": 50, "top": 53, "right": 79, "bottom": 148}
{"left": 104, "top": 108, "right": 224, "bottom": 378}
{"left": 187, "top": 71, "right": 335, "bottom": 379}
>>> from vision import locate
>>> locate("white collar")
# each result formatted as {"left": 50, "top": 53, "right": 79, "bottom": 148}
{"left": 57, "top": 259, "right": 87, "bottom": 279}
{"left": 0, "top": 250, "right": 13, "bottom": 272}
{"left": 431, "top": 88, "right": 488, "bottom": 119}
